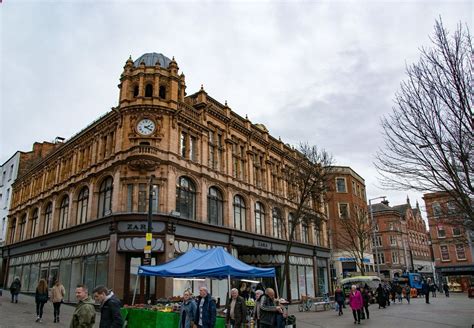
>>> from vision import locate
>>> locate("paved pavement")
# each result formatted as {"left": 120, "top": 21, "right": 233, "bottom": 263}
{"left": 288, "top": 293, "right": 474, "bottom": 328}
{"left": 0, "top": 290, "right": 473, "bottom": 327}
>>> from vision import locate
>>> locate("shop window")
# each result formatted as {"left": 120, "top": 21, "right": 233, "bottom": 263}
{"left": 59, "top": 196, "right": 69, "bottom": 230}
{"left": 208, "top": 187, "right": 224, "bottom": 226}
{"left": 455, "top": 244, "right": 466, "bottom": 260}
{"left": 176, "top": 176, "right": 196, "bottom": 220}
{"left": 255, "top": 202, "right": 265, "bottom": 235}
{"left": 29, "top": 264, "right": 40, "bottom": 293}
{"left": 335, "top": 177, "right": 347, "bottom": 193}
{"left": 69, "top": 258, "right": 82, "bottom": 300}
{"left": 233, "top": 195, "right": 246, "bottom": 230}
{"left": 145, "top": 84, "right": 153, "bottom": 97}
{"left": 77, "top": 187, "right": 89, "bottom": 224}
{"left": 440, "top": 245, "right": 450, "bottom": 261}
{"left": 98, "top": 177, "right": 113, "bottom": 218}
{"left": 59, "top": 260, "right": 72, "bottom": 302}
{"left": 21, "top": 264, "right": 31, "bottom": 292}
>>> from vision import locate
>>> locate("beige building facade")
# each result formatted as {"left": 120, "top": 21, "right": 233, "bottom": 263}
{"left": 2, "top": 53, "right": 331, "bottom": 303}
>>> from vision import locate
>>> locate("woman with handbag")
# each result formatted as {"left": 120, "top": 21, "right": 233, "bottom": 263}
{"left": 35, "top": 279, "right": 49, "bottom": 323}
{"left": 51, "top": 280, "right": 66, "bottom": 323}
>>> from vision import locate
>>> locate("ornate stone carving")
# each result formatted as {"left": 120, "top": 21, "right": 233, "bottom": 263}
{"left": 128, "top": 158, "right": 160, "bottom": 171}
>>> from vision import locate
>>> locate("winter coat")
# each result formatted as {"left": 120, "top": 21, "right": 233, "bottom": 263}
{"left": 51, "top": 284, "right": 66, "bottom": 303}
{"left": 335, "top": 290, "right": 345, "bottom": 303}
{"left": 361, "top": 290, "right": 370, "bottom": 306}
{"left": 99, "top": 292, "right": 123, "bottom": 328}
{"left": 421, "top": 282, "right": 430, "bottom": 294}
{"left": 194, "top": 294, "right": 216, "bottom": 328}
{"left": 225, "top": 296, "right": 247, "bottom": 327}
{"left": 35, "top": 288, "right": 49, "bottom": 304}
{"left": 70, "top": 296, "right": 96, "bottom": 328}
{"left": 349, "top": 290, "right": 363, "bottom": 310}
{"left": 9, "top": 279, "right": 21, "bottom": 294}
{"left": 259, "top": 294, "right": 279, "bottom": 326}
{"left": 179, "top": 299, "right": 197, "bottom": 328}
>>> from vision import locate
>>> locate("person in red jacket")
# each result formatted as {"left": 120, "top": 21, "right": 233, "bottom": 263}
{"left": 349, "top": 285, "right": 363, "bottom": 325}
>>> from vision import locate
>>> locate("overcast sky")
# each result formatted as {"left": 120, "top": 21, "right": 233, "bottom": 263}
{"left": 1, "top": 0, "right": 472, "bottom": 218}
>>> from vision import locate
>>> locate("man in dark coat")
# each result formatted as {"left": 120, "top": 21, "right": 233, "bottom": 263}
{"left": 9, "top": 277, "right": 21, "bottom": 303}
{"left": 194, "top": 286, "right": 217, "bottom": 328}
{"left": 93, "top": 285, "right": 123, "bottom": 328}
{"left": 225, "top": 288, "right": 247, "bottom": 328}
{"left": 259, "top": 288, "right": 283, "bottom": 328}
{"left": 421, "top": 279, "right": 430, "bottom": 304}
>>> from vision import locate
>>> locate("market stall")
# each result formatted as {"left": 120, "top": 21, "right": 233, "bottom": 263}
{"left": 124, "top": 247, "right": 276, "bottom": 327}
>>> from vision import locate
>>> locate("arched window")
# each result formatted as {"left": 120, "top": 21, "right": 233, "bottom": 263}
{"left": 133, "top": 85, "right": 139, "bottom": 97}
{"left": 31, "top": 208, "right": 39, "bottom": 238}
{"left": 159, "top": 85, "right": 166, "bottom": 99}
{"left": 9, "top": 218, "right": 16, "bottom": 243}
{"left": 77, "top": 187, "right": 89, "bottom": 224}
{"left": 98, "top": 177, "right": 113, "bottom": 218}
{"left": 208, "top": 187, "right": 223, "bottom": 226}
{"left": 233, "top": 195, "right": 246, "bottom": 230}
{"left": 59, "top": 196, "right": 69, "bottom": 230}
{"left": 255, "top": 202, "right": 265, "bottom": 235}
{"left": 176, "top": 177, "right": 195, "bottom": 220}
{"left": 44, "top": 202, "right": 53, "bottom": 234}
{"left": 272, "top": 207, "right": 283, "bottom": 239}
{"left": 145, "top": 84, "right": 153, "bottom": 97}
{"left": 19, "top": 214, "right": 27, "bottom": 241}
{"left": 301, "top": 223, "right": 309, "bottom": 243}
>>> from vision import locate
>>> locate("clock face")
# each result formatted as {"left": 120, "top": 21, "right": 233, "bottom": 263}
{"left": 137, "top": 119, "right": 156, "bottom": 136}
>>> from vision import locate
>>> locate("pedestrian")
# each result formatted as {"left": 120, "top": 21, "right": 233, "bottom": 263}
{"left": 422, "top": 279, "right": 430, "bottom": 304}
{"left": 376, "top": 284, "right": 386, "bottom": 309}
{"left": 225, "top": 288, "right": 247, "bottom": 328}
{"left": 194, "top": 286, "right": 216, "bottom": 328}
{"left": 443, "top": 282, "right": 449, "bottom": 297}
{"left": 430, "top": 281, "right": 438, "bottom": 298}
{"left": 35, "top": 279, "right": 49, "bottom": 323}
{"left": 9, "top": 277, "right": 21, "bottom": 303}
{"left": 259, "top": 288, "right": 283, "bottom": 328}
{"left": 404, "top": 285, "right": 411, "bottom": 304}
{"left": 51, "top": 280, "right": 66, "bottom": 323}
{"left": 93, "top": 285, "right": 123, "bottom": 328}
{"left": 334, "top": 286, "right": 345, "bottom": 316}
{"left": 253, "top": 289, "right": 264, "bottom": 328}
{"left": 179, "top": 289, "right": 197, "bottom": 328}
{"left": 349, "top": 285, "right": 363, "bottom": 325}
{"left": 70, "top": 284, "right": 96, "bottom": 328}
{"left": 239, "top": 282, "right": 250, "bottom": 300}
{"left": 396, "top": 285, "right": 403, "bottom": 303}
{"left": 360, "top": 286, "right": 370, "bottom": 320}
{"left": 384, "top": 283, "right": 391, "bottom": 306}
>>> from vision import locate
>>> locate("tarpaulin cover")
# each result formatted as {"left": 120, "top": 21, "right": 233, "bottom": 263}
{"left": 138, "top": 247, "right": 275, "bottom": 279}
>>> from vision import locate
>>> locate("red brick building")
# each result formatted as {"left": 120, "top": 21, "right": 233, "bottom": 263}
{"left": 424, "top": 192, "right": 474, "bottom": 292}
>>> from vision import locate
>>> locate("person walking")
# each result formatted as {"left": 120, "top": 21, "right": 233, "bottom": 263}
{"left": 431, "top": 281, "right": 438, "bottom": 298}
{"left": 93, "top": 285, "right": 123, "bottom": 328}
{"left": 253, "top": 289, "right": 264, "bottom": 328}
{"left": 9, "top": 277, "right": 21, "bottom": 303}
{"left": 179, "top": 289, "right": 197, "bottom": 328}
{"left": 349, "top": 285, "right": 363, "bottom": 325}
{"left": 334, "top": 286, "right": 345, "bottom": 316}
{"left": 259, "top": 288, "right": 282, "bottom": 328}
{"left": 225, "top": 288, "right": 247, "bottom": 328}
{"left": 35, "top": 279, "right": 49, "bottom": 323}
{"left": 376, "top": 284, "right": 386, "bottom": 309}
{"left": 194, "top": 286, "right": 216, "bottom": 328}
{"left": 70, "top": 284, "right": 96, "bottom": 328}
{"left": 422, "top": 279, "right": 430, "bottom": 304}
{"left": 360, "top": 286, "right": 370, "bottom": 320}
{"left": 443, "top": 282, "right": 450, "bottom": 297}
{"left": 404, "top": 285, "right": 411, "bottom": 304}
{"left": 51, "top": 280, "right": 66, "bottom": 323}
{"left": 396, "top": 285, "right": 403, "bottom": 303}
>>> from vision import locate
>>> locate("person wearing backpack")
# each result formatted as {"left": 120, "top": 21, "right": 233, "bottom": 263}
{"left": 35, "top": 279, "right": 49, "bottom": 323}
{"left": 9, "top": 277, "right": 21, "bottom": 303}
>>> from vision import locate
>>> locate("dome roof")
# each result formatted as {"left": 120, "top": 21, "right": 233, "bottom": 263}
{"left": 134, "top": 52, "right": 172, "bottom": 68}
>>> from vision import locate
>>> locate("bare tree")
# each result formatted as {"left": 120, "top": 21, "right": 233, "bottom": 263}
{"left": 280, "top": 143, "right": 334, "bottom": 298}
{"left": 375, "top": 19, "right": 473, "bottom": 229}
{"left": 336, "top": 205, "right": 372, "bottom": 276}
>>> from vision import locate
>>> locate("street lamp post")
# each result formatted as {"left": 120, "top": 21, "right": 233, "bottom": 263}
{"left": 369, "top": 196, "right": 386, "bottom": 277}
{"left": 144, "top": 175, "right": 155, "bottom": 302}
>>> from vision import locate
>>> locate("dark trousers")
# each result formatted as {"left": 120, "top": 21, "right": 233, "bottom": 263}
{"left": 11, "top": 292, "right": 19, "bottom": 302}
{"left": 36, "top": 301, "right": 45, "bottom": 318}
{"left": 363, "top": 305, "right": 369, "bottom": 319}
{"left": 425, "top": 292, "right": 430, "bottom": 304}
{"left": 352, "top": 309, "right": 361, "bottom": 323}
{"left": 53, "top": 302, "right": 62, "bottom": 318}
{"left": 337, "top": 301, "right": 344, "bottom": 314}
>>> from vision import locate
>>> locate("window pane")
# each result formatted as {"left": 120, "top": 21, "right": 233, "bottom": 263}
{"left": 29, "top": 264, "right": 40, "bottom": 293}
{"left": 59, "top": 260, "right": 72, "bottom": 302}
{"left": 290, "top": 265, "right": 299, "bottom": 300}
{"left": 336, "top": 178, "right": 346, "bottom": 192}
{"left": 21, "top": 265, "right": 31, "bottom": 292}
{"left": 96, "top": 255, "right": 108, "bottom": 287}
{"left": 127, "top": 184, "right": 134, "bottom": 212}
{"left": 84, "top": 256, "right": 96, "bottom": 292}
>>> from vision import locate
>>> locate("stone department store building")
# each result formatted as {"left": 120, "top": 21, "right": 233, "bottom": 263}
{"left": 2, "top": 53, "right": 331, "bottom": 303}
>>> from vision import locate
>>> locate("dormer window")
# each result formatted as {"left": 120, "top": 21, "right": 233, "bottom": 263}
{"left": 159, "top": 85, "right": 166, "bottom": 99}
{"left": 133, "top": 85, "right": 139, "bottom": 97}
{"left": 145, "top": 84, "right": 153, "bottom": 97}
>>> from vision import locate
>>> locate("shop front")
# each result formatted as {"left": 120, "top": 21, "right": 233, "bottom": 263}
{"left": 436, "top": 265, "right": 474, "bottom": 292}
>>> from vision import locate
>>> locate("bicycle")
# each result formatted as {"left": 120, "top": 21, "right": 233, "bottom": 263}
{"left": 298, "top": 295, "right": 314, "bottom": 312}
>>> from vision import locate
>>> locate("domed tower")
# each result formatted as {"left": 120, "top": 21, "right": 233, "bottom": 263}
{"left": 118, "top": 52, "right": 186, "bottom": 109}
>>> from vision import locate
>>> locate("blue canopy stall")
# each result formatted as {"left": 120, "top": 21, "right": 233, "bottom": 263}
{"left": 133, "top": 247, "right": 276, "bottom": 304}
